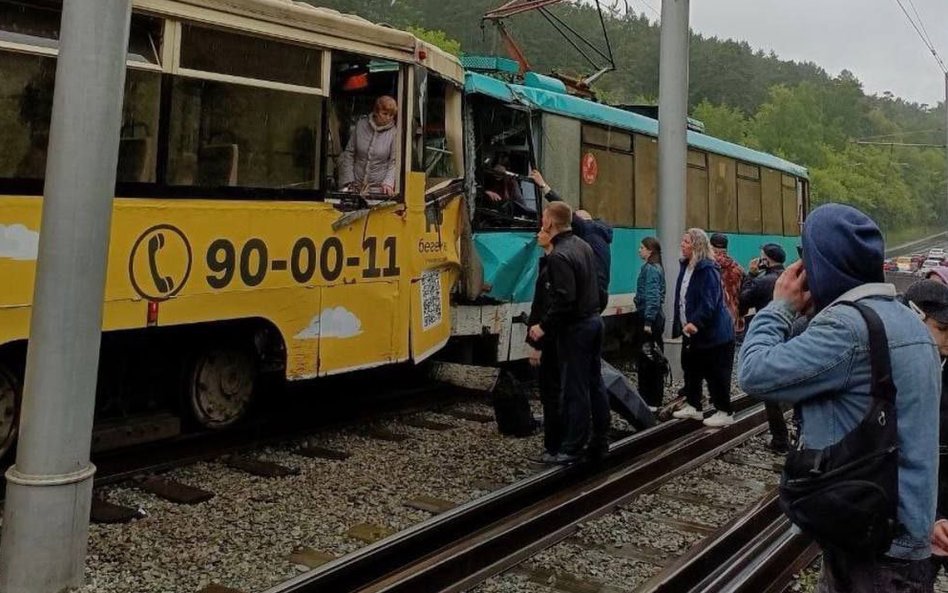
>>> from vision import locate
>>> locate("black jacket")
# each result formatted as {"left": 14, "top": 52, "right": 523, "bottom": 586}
{"left": 526, "top": 255, "right": 552, "bottom": 349}
{"left": 546, "top": 189, "right": 612, "bottom": 310}
{"left": 738, "top": 265, "right": 784, "bottom": 317}
{"left": 539, "top": 231, "right": 601, "bottom": 334}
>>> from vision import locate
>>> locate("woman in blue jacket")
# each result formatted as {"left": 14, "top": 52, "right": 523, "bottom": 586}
{"left": 671, "top": 228, "right": 736, "bottom": 427}
{"left": 634, "top": 236, "right": 666, "bottom": 409}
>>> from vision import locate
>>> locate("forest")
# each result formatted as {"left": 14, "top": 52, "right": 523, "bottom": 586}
{"left": 307, "top": 0, "right": 947, "bottom": 239}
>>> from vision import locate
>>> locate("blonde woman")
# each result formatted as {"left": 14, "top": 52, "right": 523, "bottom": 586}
{"left": 671, "top": 229, "right": 736, "bottom": 427}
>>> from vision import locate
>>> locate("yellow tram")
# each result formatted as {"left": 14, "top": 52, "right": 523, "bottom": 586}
{"left": 0, "top": 0, "right": 468, "bottom": 448}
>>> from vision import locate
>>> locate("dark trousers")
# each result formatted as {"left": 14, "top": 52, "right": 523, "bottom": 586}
{"left": 637, "top": 314, "right": 666, "bottom": 408}
{"left": 765, "top": 402, "right": 789, "bottom": 449}
{"left": 557, "top": 315, "right": 607, "bottom": 456}
{"left": 816, "top": 552, "right": 934, "bottom": 593}
{"left": 538, "top": 343, "right": 562, "bottom": 454}
{"left": 681, "top": 338, "right": 734, "bottom": 414}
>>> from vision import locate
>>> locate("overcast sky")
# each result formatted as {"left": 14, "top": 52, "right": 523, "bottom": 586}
{"left": 646, "top": 0, "right": 948, "bottom": 106}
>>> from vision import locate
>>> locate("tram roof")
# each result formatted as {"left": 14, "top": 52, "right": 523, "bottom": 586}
{"left": 465, "top": 72, "right": 809, "bottom": 179}
{"left": 135, "top": 0, "right": 464, "bottom": 83}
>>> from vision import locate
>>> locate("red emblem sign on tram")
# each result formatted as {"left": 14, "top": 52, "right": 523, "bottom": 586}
{"left": 581, "top": 152, "right": 598, "bottom": 185}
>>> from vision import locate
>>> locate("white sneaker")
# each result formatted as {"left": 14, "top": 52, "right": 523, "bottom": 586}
{"left": 647, "top": 406, "right": 659, "bottom": 413}
{"left": 672, "top": 404, "right": 703, "bottom": 420}
{"left": 703, "top": 411, "right": 735, "bottom": 428}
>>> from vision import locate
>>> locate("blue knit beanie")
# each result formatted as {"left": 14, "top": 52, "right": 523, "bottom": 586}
{"left": 801, "top": 203, "right": 885, "bottom": 312}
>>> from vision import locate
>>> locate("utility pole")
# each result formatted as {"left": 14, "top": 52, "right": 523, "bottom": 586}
{"left": 0, "top": 2, "right": 131, "bottom": 592}
{"left": 944, "top": 72, "right": 948, "bottom": 218}
{"left": 656, "top": 0, "right": 689, "bottom": 381}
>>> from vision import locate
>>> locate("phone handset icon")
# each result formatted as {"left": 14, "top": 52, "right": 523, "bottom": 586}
{"left": 147, "top": 233, "right": 174, "bottom": 294}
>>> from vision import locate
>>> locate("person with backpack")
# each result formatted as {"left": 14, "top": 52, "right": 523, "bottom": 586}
{"left": 738, "top": 204, "right": 940, "bottom": 591}
{"left": 634, "top": 236, "right": 666, "bottom": 410}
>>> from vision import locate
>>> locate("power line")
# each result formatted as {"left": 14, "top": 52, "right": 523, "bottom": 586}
{"left": 892, "top": 0, "right": 948, "bottom": 74}
{"left": 906, "top": 0, "right": 936, "bottom": 51}
{"left": 855, "top": 128, "right": 944, "bottom": 141}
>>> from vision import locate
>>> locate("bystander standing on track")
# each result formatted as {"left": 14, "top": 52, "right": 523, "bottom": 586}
{"left": 738, "top": 243, "right": 788, "bottom": 453}
{"left": 529, "top": 202, "right": 608, "bottom": 464}
{"left": 671, "top": 229, "right": 736, "bottom": 427}
{"left": 710, "top": 233, "right": 746, "bottom": 333}
{"left": 634, "top": 237, "right": 666, "bottom": 411}
{"left": 902, "top": 280, "right": 948, "bottom": 579}
{"left": 526, "top": 225, "right": 562, "bottom": 460}
{"left": 739, "top": 204, "right": 940, "bottom": 592}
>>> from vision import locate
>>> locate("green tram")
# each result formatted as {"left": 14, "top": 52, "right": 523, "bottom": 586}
{"left": 451, "top": 68, "right": 808, "bottom": 364}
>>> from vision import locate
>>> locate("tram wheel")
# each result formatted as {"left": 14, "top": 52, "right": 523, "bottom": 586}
{"left": 0, "top": 363, "right": 21, "bottom": 460}
{"left": 186, "top": 346, "right": 256, "bottom": 430}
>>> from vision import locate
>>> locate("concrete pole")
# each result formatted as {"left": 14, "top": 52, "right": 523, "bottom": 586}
{"left": 0, "top": 2, "right": 131, "bottom": 592}
{"left": 656, "top": 0, "right": 690, "bottom": 382}
{"left": 944, "top": 73, "right": 948, "bottom": 220}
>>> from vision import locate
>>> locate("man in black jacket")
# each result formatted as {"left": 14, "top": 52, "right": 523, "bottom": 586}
{"left": 738, "top": 243, "right": 788, "bottom": 453}
{"left": 530, "top": 170, "right": 612, "bottom": 312}
{"left": 739, "top": 243, "right": 786, "bottom": 325}
{"left": 529, "top": 202, "right": 608, "bottom": 463}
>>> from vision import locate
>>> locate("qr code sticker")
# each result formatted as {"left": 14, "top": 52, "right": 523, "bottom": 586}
{"left": 421, "top": 269, "right": 442, "bottom": 330}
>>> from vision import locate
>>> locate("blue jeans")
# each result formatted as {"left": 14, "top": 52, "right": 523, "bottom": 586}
{"left": 557, "top": 315, "right": 608, "bottom": 456}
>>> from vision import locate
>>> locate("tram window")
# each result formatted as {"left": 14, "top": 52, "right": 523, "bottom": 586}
{"left": 782, "top": 175, "right": 799, "bottom": 236}
{"left": 707, "top": 154, "right": 737, "bottom": 232}
{"left": 117, "top": 70, "right": 161, "bottom": 183}
{"left": 326, "top": 55, "right": 402, "bottom": 194}
{"left": 580, "top": 125, "right": 633, "bottom": 226}
{"left": 0, "top": 51, "right": 55, "bottom": 179}
{"left": 180, "top": 25, "right": 321, "bottom": 89}
{"left": 0, "top": 3, "right": 161, "bottom": 66}
{"left": 760, "top": 167, "right": 784, "bottom": 235}
{"left": 0, "top": 0, "right": 60, "bottom": 49}
{"left": 412, "top": 75, "right": 461, "bottom": 182}
{"left": 737, "top": 162, "right": 762, "bottom": 233}
{"left": 166, "top": 77, "right": 323, "bottom": 190}
{"left": 633, "top": 134, "right": 657, "bottom": 227}
{"left": 686, "top": 151, "right": 709, "bottom": 229}
{"left": 470, "top": 95, "right": 536, "bottom": 229}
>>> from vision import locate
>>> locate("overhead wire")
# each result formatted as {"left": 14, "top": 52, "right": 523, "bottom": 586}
{"left": 892, "top": 0, "right": 947, "bottom": 74}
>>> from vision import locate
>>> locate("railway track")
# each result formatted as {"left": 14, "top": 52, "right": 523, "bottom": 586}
{"left": 262, "top": 396, "right": 775, "bottom": 593}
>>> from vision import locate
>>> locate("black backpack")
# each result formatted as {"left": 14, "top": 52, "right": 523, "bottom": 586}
{"left": 779, "top": 301, "right": 902, "bottom": 556}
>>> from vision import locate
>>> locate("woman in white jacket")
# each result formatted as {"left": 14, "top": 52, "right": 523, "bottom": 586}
{"left": 338, "top": 95, "right": 398, "bottom": 195}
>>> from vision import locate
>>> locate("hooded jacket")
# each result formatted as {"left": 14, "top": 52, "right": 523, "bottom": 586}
{"left": 672, "top": 258, "right": 735, "bottom": 348}
{"left": 740, "top": 204, "right": 940, "bottom": 560}
{"left": 802, "top": 203, "right": 885, "bottom": 312}
{"left": 739, "top": 263, "right": 785, "bottom": 317}
{"left": 338, "top": 115, "right": 397, "bottom": 190}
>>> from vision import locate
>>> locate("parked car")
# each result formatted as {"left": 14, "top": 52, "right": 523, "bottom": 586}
{"left": 896, "top": 256, "right": 915, "bottom": 273}
{"left": 929, "top": 248, "right": 945, "bottom": 260}
{"left": 883, "top": 259, "right": 899, "bottom": 272}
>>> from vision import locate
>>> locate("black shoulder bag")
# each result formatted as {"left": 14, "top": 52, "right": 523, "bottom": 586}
{"left": 779, "top": 301, "right": 901, "bottom": 556}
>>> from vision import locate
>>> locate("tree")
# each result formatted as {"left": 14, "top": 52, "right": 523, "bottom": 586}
{"left": 692, "top": 100, "right": 749, "bottom": 144}
{"left": 408, "top": 27, "right": 462, "bottom": 56}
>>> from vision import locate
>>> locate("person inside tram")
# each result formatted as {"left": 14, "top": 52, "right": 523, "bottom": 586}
{"left": 337, "top": 95, "right": 398, "bottom": 195}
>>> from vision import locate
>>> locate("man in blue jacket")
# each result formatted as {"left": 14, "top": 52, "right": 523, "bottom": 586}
{"left": 739, "top": 204, "right": 940, "bottom": 591}
{"left": 530, "top": 170, "right": 613, "bottom": 312}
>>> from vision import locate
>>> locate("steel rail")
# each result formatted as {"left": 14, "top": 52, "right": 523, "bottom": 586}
{"left": 264, "top": 398, "right": 767, "bottom": 593}
{"left": 639, "top": 492, "right": 818, "bottom": 593}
